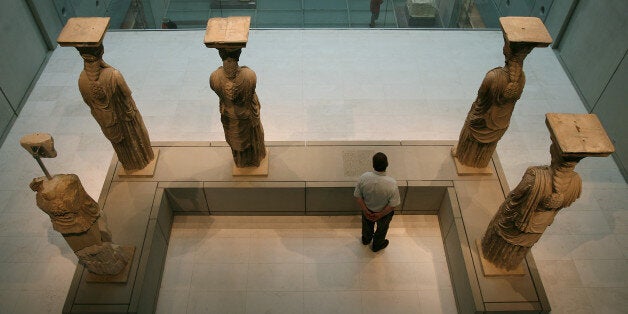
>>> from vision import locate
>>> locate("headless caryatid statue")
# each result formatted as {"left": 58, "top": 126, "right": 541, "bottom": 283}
{"left": 480, "top": 113, "right": 615, "bottom": 272}
{"left": 21, "top": 133, "right": 133, "bottom": 279}
{"left": 57, "top": 17, "right": 155, "bottom": 172}
{"left": 205, "top": 16, "right": 267, "bottom": 170}
{"left": 453, "top": 17, "right": 552, "bottom": 170}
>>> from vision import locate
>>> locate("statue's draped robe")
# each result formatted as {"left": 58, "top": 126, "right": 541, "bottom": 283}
{"left": 482, "top": 166, "right": 581, "bottom": 270}
{"left": 35, "top": 174, "right": 99, "bottom": 235}
{"left": 456, "top": 67, "right": 525, "bottom": 168}
{"left": 34, "top": 174, "right": 129, "bottom": 275}
{"left": 78, "top": 67, "right": 154, "bottom": 171}
{"left": 210, "top": 66, "right": 266, "bottom": 167}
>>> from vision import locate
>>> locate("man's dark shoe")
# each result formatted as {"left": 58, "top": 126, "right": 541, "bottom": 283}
{"left": 372, "top": 239, "right": 389, "bottom": 252}
{"left": 362, "top": 237, "right": 372, "bottom": 245}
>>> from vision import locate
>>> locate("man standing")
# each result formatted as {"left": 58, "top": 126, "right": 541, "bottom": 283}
{"left": 354, "top": 152, "right": 401, "bottom": 252}
{"left": 370, "top": 0, "right": 384, "bottom": 28}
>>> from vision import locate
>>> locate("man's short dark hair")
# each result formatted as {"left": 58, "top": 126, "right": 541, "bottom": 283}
{"left": 373, "top": 152, "right": 388, "bottom": 172}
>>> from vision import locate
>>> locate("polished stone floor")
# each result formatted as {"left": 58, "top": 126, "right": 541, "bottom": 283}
{"left": 0, "top": 29, "right": 626, "bottom": 313}
{"left": 158, "top": 215, "right": 455, "bottom": 314}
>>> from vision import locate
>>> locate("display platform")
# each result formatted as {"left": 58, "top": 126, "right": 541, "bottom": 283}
{"left": 63, "top": 140, "right": 550, "bottom": 313}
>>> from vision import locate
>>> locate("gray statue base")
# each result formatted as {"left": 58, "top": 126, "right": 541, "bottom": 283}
{"left": 63, "top": 140, "right": 550, "bottom": 313}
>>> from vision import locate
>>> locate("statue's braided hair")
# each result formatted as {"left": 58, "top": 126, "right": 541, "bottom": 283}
{"left": 78, "top": 45, "right": 108, "bottom": 102}
{"left": 502, "top": 42, "right": 534, "bottom": 100}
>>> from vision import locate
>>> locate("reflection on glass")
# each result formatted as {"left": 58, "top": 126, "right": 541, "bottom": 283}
{"left": 52, "top": 0, "right": 550, "bottom": 30}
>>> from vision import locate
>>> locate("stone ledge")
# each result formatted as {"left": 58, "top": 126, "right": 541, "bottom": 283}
{"left": 63, "top": 141, "right": 550, "bottom": 313}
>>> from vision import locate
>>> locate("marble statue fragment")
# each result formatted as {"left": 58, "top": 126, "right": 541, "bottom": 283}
{"left": 480, "top": 113, "right": 614, "bottom": 271}
{"left": 205, "top": 17, "right": 267, "bottom": 168}
{"left": 22, "top": 133, "right": 131, "bottom": 277}
{"left": 453, "top": 17, "right": 552, "bottom": 169}
{"left": 57, "top": 17, "right": 154, "bottom": 171}
{"left": 30, "top": 174, "right": 129, "bottom": 275}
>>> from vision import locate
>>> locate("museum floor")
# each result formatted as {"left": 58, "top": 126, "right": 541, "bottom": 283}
{"left": 0, "top": 29, "right": 626, "bottom": 313}
{"left": 157, "top": 215, "right": 454, "bottom": 313}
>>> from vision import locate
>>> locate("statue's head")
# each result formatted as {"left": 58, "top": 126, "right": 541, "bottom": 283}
{"left": 499, "top": 17, "right": 551, "bottom": 64}
{"left": 218, "top": 48, "right": 242, "bottom": 62}
{"left": 502, "top": 37, "right": 535, "bottom": 63}
{"left": 77, "top": 44, "right": 104, "bottom": 62}
{"left": 218, "top": 48, "right": 242, "bottom": 78}
{"left": 549, "top": 141, "right": 582, "bottom": 171}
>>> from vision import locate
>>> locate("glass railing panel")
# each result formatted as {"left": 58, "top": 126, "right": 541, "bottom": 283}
{"left": 50, "top": 0, "right": 552, "bottom": 30}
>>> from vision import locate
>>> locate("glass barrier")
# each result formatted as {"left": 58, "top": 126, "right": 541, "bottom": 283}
{"left": 53, "top": 0, "right": 550, "bottom": 30}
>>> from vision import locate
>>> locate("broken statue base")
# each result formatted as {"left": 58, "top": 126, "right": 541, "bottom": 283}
{"left": 85, "top": 246, "right": 136, "bottom": 283}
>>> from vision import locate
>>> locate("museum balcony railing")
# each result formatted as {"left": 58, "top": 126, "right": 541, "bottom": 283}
{"left": 52, "top": 0, "right": 552, "bottom": 30}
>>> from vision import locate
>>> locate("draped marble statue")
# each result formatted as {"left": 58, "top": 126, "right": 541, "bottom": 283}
{"left": 481, "top": 143, "right": 582, "bottom": 270}
{"left": 21, "top": 133, "right": 131, "bottom": 277}
{"left": 205, "top": 16, "right": 266, "bottom": 168}
{"left": 480, "top": 113, "right": 615, "bottom": 271}
{"left": 453, "top": 17, "right": 552, "bottom": 169}
{"left": 76, "top": 45, "right": 154, "bottom": 170}
{"left": 210, "top": 48, "right": 266, "bottom": 167}
{"left": 57, "top": 17, "right": 154, "bottom": 172}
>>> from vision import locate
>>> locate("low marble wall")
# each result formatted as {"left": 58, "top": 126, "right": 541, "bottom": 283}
{"left": 63, "top": 141, "right": 550, "bottom": 313}
{"left": 159, "top": 181, "right": 450, "bottom": 215}
{"left": 440, "top": 186, "right": 484, "bottom": 313}
{"left": 64, "top": 167, "right": 174, "bottom": 313}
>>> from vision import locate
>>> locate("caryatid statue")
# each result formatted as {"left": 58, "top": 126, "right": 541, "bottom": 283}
{"left": 22, "top": 133, "right": 133, "bottom": 280}
{"left": 205, "top": 16, "right": 267, "bottom": 169}
{"left": 480, "top": 113, "right": 615, "bottom": 271}
{"left": 453, "top": 17, "right": 552, "bottom": 170}
{"left": 57, "top": 17, "right": 155, "bottom": 172}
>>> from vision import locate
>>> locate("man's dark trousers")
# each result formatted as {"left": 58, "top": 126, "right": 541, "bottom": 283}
{"left": 362, "top": 210, "right": 394, "bottom": 250}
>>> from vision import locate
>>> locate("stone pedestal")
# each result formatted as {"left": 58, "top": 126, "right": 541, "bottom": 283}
{"left": 476, "top": 239, "right": 525, "bottom": 276}
{"left": 117, "top": 148, "right": 160, "bottom": 178}
{"left": 451, "top": 146, "right": 493, "bottom": 175}
{"left": 232, "top": 149, "right": 269, "bottom": 176}
{"left": 453, "top": 155, "right": 493, "bottom": 175}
